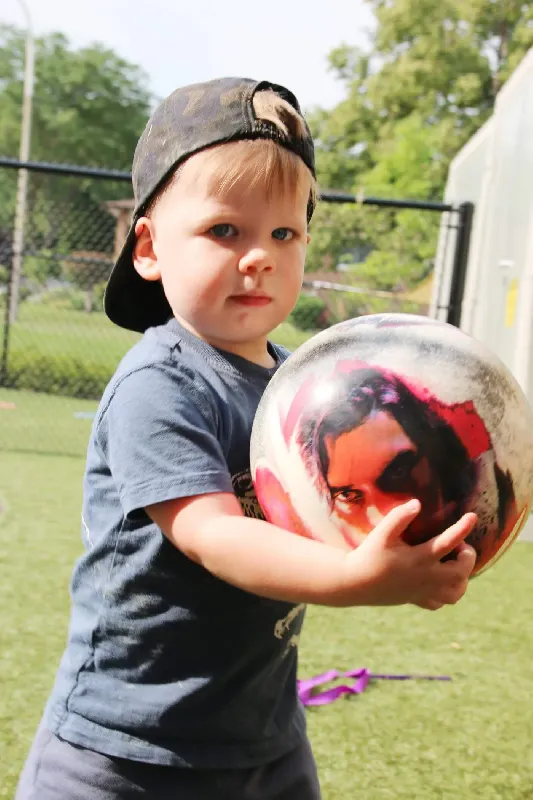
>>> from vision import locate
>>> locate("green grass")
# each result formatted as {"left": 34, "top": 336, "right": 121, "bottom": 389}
{"left": 1, "top": 304, "right": 141, "bottom": 395}
{"left": 303, "top": 572, "right": 533, "bottom": 800}
{"left": 0, "top": 304, "right": 312, "bottom": 457}
{"left": 1, "top": 434, "right": 533, "bottom": 798}
{"left": 0, "top": 388, "right": 98, "bottom": 456}
{"left": 1, "top": 303, "right": 310, "bottom": 374}
{"left": 2, "top": 303, "right": 140, "bottom": 368}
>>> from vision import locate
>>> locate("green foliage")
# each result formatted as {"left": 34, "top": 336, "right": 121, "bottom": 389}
{"left": 3, "top": 347, "right": 111, "bottom": 399}
{"left": 23, "top": 250, "right": 61, "bottom": 284}
{"left": 62, "top": 256, "right": 112, "bottom": 292}
{"left": 363, "top": 114, "right": 446, "bottom": 200}
{"left": 289, "top": 294, "right": 328, "bottom": 331}
{"left": 0, "top": 24, "right": 153, "bottom": 168}
{"left": 306, "top": 202, "right": 368, "bottom": 274}
{"left": 0, "top": 24, "right": 152, "bottom": 289}
{"left": 61, "top": 255, "right": 113, "bottom": 312}
{"left": 308, "top": 0, "right": 533, "bottom": 287}
{"left": 357, "top": 209, "right": 440, "bottom": 290}
{"left": 92, "top": 280, "right": 107, "bottom": 313}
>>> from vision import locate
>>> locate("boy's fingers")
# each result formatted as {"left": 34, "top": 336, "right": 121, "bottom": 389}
{"left": 371, "top": 499, "right": 421, "bottom": 544}
{"left": 423, "top": 513, "right": 477, "bottom": 560}
{"left": 443, "top": 543, "right": 477, "bottom": 578}
{"left": 416, "top": 599, "right": 444, "bottom": 611}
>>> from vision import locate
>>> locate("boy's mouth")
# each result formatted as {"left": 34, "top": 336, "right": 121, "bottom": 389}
{"left": 230, "top": 293, "right": 272, "bottom": 307}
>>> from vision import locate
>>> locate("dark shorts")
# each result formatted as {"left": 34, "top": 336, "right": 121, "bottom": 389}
{"left": 15, "top": 721, "right": 322, "bottom": 800}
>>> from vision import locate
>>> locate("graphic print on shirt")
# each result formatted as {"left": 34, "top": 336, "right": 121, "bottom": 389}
{"left": 232, "top": 469, "right": 266, "bottom": 520}
{"left": 232, "top": 469, "right": 306, "bottom": 655}
{"left": 274, "top": 603, "right": 306, "bottom": 656}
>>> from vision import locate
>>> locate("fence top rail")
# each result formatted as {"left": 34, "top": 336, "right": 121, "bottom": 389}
{"left": 0, "top": 156, "right": 455, "bottom": 213}
{"left": 0, "top": 156, "right": 132, "bottom": 181}
{"left": 320, "top": 189, "right": 455, "bottom": 213}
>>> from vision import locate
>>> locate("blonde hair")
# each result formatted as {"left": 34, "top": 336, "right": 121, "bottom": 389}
{"left": 147, "top": 89, "right": 316, "bottom": 216}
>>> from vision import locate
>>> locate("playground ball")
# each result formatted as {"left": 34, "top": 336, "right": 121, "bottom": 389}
{"left": 251, "top": 314, "right": 533, "bottom": 576}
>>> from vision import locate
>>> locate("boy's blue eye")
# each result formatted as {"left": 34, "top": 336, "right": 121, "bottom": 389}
{"left": 210, "top": 224, "right": 237, "bottom": 238}
{"left": 272, "top": 228, "right": 294, "bottom": 241}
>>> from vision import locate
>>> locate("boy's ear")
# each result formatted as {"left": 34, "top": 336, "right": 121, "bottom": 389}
{"left": 133, "top": 218, "right": 161, "bottom": 281}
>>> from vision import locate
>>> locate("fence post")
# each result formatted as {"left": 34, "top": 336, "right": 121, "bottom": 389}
{"left": 1, "top": 265, "right": 12, "bottom": 387}
{"left": 446, "top": 201, "right": 475, "bottom": 327}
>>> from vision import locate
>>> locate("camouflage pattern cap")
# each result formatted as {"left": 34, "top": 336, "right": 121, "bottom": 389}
{"left": 104, "top": 76, "right": 316, "bottom": 333}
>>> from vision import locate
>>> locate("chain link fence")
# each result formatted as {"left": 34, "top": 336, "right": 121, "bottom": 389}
{"left": 0, "top": 159, "right": 470, "bottom": 456}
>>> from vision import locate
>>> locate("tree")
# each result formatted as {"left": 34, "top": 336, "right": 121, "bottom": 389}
{"left": 0, "top": 25, "right": 154, "bottom": 314}
{"left": 308, "top": 0, "right": 533, "bottom": 286}
{"left": 0, "top": 25, "right": 154, "bottom": 169}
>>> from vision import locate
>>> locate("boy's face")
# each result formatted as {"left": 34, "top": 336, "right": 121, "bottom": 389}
{"left": 133, "top": 148, "right": 311, "bottom": 365}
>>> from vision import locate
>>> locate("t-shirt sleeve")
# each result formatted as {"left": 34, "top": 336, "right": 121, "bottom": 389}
{"left": 96, "top": 363, "right": 233, "bottom": 517}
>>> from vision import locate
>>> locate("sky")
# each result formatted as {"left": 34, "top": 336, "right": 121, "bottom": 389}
{"left": 2, "top": 0, "right": 375, "bottom": 111}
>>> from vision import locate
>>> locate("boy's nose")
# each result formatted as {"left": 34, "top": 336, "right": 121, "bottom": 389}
{"left": 238, "top": 247, "right": 275, "bottom": 274}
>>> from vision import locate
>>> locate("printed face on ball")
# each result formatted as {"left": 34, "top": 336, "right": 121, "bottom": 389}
{"left": 251, "top": 315, "right": 533, "bottom": 576}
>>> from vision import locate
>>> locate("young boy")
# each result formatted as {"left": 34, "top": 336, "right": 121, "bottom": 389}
{"left": 16, "top": 77, "right": 477, "bottom": 800}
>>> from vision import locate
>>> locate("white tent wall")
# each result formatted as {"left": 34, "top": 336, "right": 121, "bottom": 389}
{"left": 430, "top": 118, "right": 494, "bottom": 328}
{"left": 433, "top": 47, "right": 533, "bottom": 540}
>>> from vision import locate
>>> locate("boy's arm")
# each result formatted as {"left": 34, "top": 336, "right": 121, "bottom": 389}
{"left": 101, "top": 366, "right": 476, "bottom": 610}
{"left": 147, "top": 493, "right": 477, "bottom": 610}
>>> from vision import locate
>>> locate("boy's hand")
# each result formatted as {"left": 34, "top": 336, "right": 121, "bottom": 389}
{"left": 340, "top": 500, "right": 477, "bottom": 609}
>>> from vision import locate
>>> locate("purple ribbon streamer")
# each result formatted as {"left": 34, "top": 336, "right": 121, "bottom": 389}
{"left": 297, "top": 669, "right": 452, "bottom": 706}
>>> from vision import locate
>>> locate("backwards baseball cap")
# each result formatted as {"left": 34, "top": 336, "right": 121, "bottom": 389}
{"left": 104, "top": 76, "right": 316, "bottom": 333}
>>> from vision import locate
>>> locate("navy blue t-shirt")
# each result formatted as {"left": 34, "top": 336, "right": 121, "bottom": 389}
{"left": 44, "top": 319, "right": 307, "bottom": 768}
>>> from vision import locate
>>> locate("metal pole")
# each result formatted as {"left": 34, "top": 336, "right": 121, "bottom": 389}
{"left": 446, "top": 202, "right": 475, "bottom": 328}
{"left": 8, "top": 0, "right": 35, "bottom": 325}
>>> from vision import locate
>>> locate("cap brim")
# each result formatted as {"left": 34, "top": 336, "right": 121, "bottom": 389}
{"left": 104, "top": 220, "right": 173, "bottom": 333}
